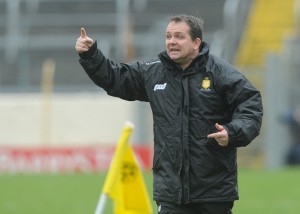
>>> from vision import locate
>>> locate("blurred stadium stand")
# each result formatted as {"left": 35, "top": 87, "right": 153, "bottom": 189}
{"left": 0, "top": 0, "right": 226, "bottom": 91}
{"left": 1, "top": 0, "right": 300, "bottom": 169}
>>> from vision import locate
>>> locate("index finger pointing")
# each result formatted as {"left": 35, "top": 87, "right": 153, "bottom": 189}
{"left": 80, "top": 27, "right": 87, "bottom": 38}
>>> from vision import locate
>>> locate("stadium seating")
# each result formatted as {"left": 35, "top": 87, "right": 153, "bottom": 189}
{"left": 235, "top": 0, "right": 296, "bottom": 67}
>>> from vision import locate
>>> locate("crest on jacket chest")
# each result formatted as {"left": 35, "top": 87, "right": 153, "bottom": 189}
{"left": 201, "top": 77, "right": 212, "bottom": 92}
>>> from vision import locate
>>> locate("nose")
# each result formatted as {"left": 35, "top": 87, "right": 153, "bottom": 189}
{"left": 168, "top": 36, "right": 176, "bottom": 44}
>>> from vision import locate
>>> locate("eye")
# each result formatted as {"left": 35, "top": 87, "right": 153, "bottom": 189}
{"left": 166, "top": 34, "right": 172, "bottom": 39}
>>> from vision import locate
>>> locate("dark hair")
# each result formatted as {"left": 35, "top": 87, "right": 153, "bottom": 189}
{"left": 168, "top": 14, "right": 204, "bottom": 41}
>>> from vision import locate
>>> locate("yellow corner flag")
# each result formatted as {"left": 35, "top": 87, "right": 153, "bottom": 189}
{"left": 97, "top": 121, "right": 152, "bottom": 214}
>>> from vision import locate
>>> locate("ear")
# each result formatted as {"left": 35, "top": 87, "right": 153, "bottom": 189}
{"left": 193, "top": 38, "right": 202, "bottom": 50}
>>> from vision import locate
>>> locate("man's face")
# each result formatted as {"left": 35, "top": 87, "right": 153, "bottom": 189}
{"left": 166, "top": 21, "right": 201, "bottom": 69}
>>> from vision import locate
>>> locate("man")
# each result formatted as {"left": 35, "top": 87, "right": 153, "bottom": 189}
{"left": 76, "top": 14, "right": 263, "bottom": 214}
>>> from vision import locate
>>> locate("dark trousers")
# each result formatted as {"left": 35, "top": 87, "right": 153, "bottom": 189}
{"left": 156, "top": 201, "right": 234, "bottom": 214}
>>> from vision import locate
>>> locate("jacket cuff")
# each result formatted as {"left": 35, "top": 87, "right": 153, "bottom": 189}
{"left": 79, "top": 41, "right": 98, "bottom": 59}
{"left": 223, "top": 124, "right": 235, "bottom": 146}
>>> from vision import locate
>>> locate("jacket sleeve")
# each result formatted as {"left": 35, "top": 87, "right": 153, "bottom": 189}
{"left": 221, "top": 70, "right": 263, "bottom": 147}
{"left": 78, "top": 41, "right": 148, "bottom": 101}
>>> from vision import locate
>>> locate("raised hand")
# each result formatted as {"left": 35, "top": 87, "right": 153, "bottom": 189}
{"left": 75, "top": 27, "right": 94, "bottom": 54}
{"left": 207, "top": 123, "right": 229, "bottom": 146}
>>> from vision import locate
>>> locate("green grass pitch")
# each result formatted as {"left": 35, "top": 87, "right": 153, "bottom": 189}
{"left": 0, "top": 167, "right": 299, "bottom": 213}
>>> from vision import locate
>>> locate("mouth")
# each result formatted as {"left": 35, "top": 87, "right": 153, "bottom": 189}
{"left": 170, "top": 48, "right": 180, "bottom": 53}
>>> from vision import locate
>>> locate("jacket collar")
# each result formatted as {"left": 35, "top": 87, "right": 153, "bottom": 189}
{"left": 158, "top": 42, "right": 210, "bottom": 74}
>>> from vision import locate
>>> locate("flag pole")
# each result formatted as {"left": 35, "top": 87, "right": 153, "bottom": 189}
{"left": 94, "top": 193, "right": 108, "bottom": 214}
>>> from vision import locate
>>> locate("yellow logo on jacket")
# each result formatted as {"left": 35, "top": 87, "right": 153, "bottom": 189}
{"left": 202, "top": 77, "right": 211, "bottom": 89}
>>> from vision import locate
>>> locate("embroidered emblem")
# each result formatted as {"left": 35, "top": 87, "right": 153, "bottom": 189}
{"left": 202, "top": 77, "right": 210, "bottom": 89}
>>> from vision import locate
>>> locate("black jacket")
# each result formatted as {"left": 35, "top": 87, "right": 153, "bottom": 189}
{"left": 79, "top": 41, "right": 263, "bottom": 204}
